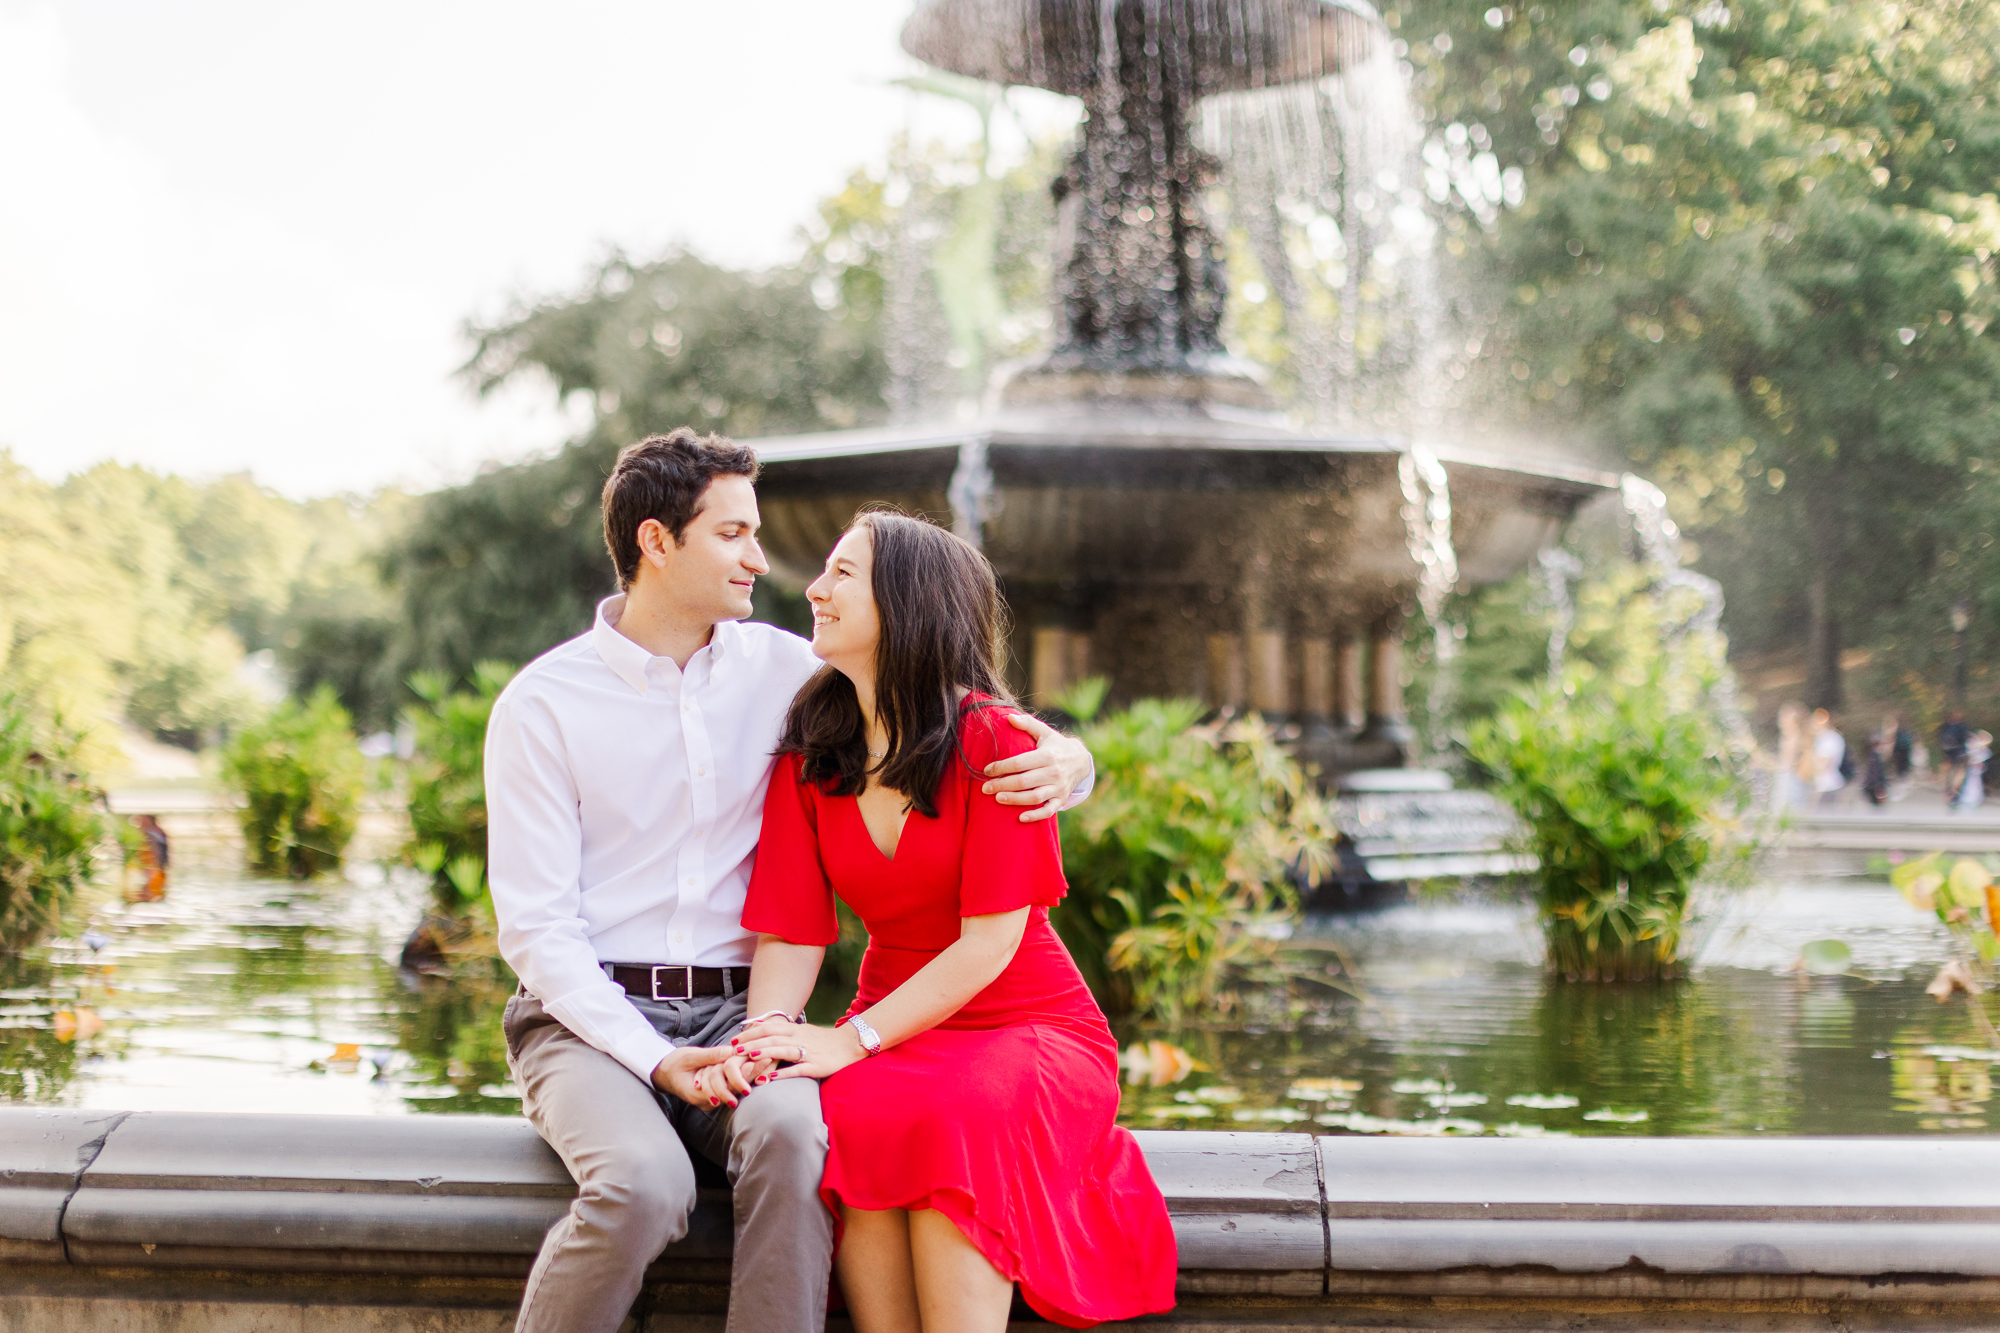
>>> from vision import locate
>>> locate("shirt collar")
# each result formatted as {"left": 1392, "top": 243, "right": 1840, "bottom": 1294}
{"left": 591, "top": 594, "right": 655, "bottom": 695}
{"left": 591, "top": 594, "right": 736, "bottom": 695}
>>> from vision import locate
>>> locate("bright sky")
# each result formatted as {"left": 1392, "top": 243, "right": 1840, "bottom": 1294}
{"left": 0, "top": 1, "right": 1075, "bottom": 498}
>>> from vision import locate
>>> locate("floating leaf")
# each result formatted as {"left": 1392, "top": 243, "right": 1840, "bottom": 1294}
{"left": 1147, "top": 1103, "right": 1214, "bottom": 1119}
{"left": 1801, "top": 939, "right": 1852, "bottom": 976}
{"left": 1504, "top": 1092, "right": 1580, "bottom": 1109}
{"left": 1286, "top": 1077, "right": 1364, "bottom": 1101}
{"left": 1391, "top": 1078, "right": 1447, "bottom": 1094}
{"left": 1232, "top": 1107, "right": 1309, "bottom": 1123}
{"left": 1581, "top": 1107, "right": 1650, "bottom": 1123}
{"left": 1190, "top": 1085, "right": 1242, "bottom": 1103}
{"left": 1424, "top": 1091, "right": 1489, "bottom": 1108}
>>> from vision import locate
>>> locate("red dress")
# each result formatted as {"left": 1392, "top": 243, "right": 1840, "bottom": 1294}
{"left": 743, "top": 700, "right": 1178, "bottom": 1328}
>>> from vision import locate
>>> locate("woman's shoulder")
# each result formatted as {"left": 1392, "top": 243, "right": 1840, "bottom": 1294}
{"left": 955, "top": 692, "right": 1033, "bottom": 764}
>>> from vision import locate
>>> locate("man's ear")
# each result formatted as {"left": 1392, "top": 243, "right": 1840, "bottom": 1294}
{"left": 636, "top": 518, "right": 674, "bottom": 574}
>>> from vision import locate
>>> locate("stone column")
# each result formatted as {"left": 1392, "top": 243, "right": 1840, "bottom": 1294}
{"left": 1030, "top": 627, "right": 1096, "bottom": 704}
{"left": 1031, "top": 627, "right": 1071, "bottom": 703}
{"left": 1239, "top": 536, "right": 1286, "bottom": 718}
{"left": 1206, "top": 633, "right": 1245, "bottom": 713}
{"left": 1359, "top": 611, "right": 1413, "bottom": 755}
{"left": 1333, "top": 629, "right": 1365, "bottom": 733}
{"left": 1248, "top": 630, "right": 1287, "bottom": 717}
{"left": 1300, "top": 636, "right": 1335, "bottom": 730}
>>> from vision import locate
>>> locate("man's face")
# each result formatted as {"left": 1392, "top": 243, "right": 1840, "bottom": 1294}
{"left": 639, "top": 474, "right": 768, "bottom": 624}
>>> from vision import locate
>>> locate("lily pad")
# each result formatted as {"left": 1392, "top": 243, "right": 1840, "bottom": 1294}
{"left": 1504, "top": 1092, "right": 1580, "bottom": 1109}
{"left": 1801, "top": 939, "right": 1852, "bottom": 976}
{"left": 1581, "top": 1107, "right": 1649, "bottom": 1123}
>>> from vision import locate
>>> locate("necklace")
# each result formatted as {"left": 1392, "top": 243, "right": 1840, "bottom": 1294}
{"left": 867, "top": 748, "right": 887, "bottom": 758}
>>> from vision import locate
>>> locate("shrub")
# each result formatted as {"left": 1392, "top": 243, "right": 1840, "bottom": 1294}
{"left": 1053, "top": 688, "right": 1337, "bottom": 1023}
{"left": 221, "top": 687, "right": 364, "bottom": 878}
{"left": 0, "top": 695, "right": 107, "bottom": 949}
{"left": 403, "top": 664, "right": 514, "bottom": 916}
{"left": 1467, "top": 663, "right": 1743, "bottom": 981}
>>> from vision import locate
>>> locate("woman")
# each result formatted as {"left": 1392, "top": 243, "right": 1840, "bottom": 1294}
{"left": 731, "top": 512, "right": 1176, "bottom": 1332}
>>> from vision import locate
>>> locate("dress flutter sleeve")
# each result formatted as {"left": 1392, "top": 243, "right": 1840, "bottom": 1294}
{"left": 957, "top": 704, "right": 1070, "bottom": 917}
{"left": 743, "top": 752, "right": 841, "bottom": 946}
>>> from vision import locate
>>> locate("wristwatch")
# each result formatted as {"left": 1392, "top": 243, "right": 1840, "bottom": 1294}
{"left": 847, "top": 1013, "right": 883, "bottom": 1057}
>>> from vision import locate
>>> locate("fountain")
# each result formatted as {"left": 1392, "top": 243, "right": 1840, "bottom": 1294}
{"left": 748, "top": 0, "right": 1615, "bottom": 872}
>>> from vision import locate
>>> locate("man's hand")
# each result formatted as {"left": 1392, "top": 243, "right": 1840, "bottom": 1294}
{"left": 982, "top": 712, "right": 1093, "bottom": 824}
{"left": 650, "top": 1044, "right": 735, "bottom": 1106}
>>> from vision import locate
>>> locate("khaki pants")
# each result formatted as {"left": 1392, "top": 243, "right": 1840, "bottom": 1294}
{"left": 504, "top": 988, "right": 832, "bottom": 1333}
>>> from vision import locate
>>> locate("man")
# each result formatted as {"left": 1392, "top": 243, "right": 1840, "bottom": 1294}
{"left": 486, "top": 428, "right": 1093, "bottom": 1333}
{"left": 1939, "top": 709, "right": 1971, "bottom": 806}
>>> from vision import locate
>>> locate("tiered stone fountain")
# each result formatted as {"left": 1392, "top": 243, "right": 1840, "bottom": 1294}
{"left": 751, "top": 0, "right": 1613, "bottom": 789}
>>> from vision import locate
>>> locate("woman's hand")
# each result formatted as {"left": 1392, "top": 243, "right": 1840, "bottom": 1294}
{"left": 650, "top": 1043, "right": 736, "bottom": 1105}
{"left": 731, "top": 1016, "right": 866, "bottom": 1081}
{"left": 688, "top": 1052, "right": 775, "bottom": 1109}
{"left": 981, "top": 712, "right": 1093, "bottom": 823}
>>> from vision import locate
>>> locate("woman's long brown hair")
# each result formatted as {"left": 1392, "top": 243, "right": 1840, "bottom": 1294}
{"left": 778, "top": 511, "right": 1015, "bottom": 817}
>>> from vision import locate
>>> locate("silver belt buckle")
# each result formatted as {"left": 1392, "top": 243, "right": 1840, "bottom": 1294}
{"left": 650, "top": 965, "right": 694, "bottom": 1002}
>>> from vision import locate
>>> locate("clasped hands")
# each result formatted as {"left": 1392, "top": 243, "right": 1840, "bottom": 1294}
{"left": 649, "top": 1017, "right": 865, "bottom": 1109}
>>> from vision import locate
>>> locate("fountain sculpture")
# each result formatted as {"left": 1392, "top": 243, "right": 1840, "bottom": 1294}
{"left": 749, "top": 0, "right": 1614, "bottom": 788}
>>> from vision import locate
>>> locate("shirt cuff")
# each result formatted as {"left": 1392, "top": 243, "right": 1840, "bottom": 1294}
{"left": 608, "top": 1026, "right": 677, "bottom": 1087}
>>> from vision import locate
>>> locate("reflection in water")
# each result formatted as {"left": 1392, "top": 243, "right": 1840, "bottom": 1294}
{"left": 1116, "top": 883, "right": 1998, "bottom": 1137}
{"left": 4, "top": 860, "right": 1996, "bottom": 1134}
{"left": 0, "top": 847, "right": 515, "bottom": 1115}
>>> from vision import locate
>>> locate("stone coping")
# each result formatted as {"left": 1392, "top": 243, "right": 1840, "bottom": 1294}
{"left": 6, "top": 1109, "right": 2000, "bottom": 1305}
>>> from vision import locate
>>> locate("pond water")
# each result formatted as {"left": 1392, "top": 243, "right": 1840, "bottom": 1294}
{"left": 4, "top": 848, "right": 1993, "bottom": 1136}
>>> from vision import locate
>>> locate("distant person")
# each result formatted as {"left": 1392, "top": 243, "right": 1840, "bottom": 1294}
{"left": 1890, "top": 712, "right": 1915, "bottom": 780}
{"left": 131, "top": 813, "right": 169, "bottom": 901}
{"left": 1939, "top": 709, "right": 1972, "bottom": 804}
{"left": 1811, "top": 709, "right": 1848, "bottom": 809}
{"left": 1959, "top": 730, "right": 1993, "bottom": 809}
{"left": 1774, "top": 702, "right": 1811, "bottom": 812}
{"left": 1862, "top": 728, "right": 1891, "bottom": 806}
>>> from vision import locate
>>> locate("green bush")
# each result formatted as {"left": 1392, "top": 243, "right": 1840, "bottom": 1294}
{"left": 1467, "top": 664, "right": 1743, "bottom": 981}
{"left": 1053, "top": 688, "right": 1337, "bottom": 1023}
{"left": 221, "top": 687, "right": 364, "bottom": 878}
{"left": 404, "top": 663, "right": 513, "bottom": 917}
{"left": 0, "top": 695, "right": 107, "bottom": 949}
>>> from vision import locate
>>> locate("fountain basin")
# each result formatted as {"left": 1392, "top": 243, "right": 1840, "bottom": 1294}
{"left": 10, "top": 1109, "right": 2000, "bottom": 1330}
{"left": 753, "top": 403, "right": 1611, "bottom": 758}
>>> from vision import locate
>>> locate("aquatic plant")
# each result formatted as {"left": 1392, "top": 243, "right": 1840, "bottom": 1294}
{"left": 1890, "top": 853, "right": 2000, "bottom": 1045}
{"left": 220, "top": 687, "right": 363, "bottom": 878}
{"left": 1468, "top": 661, "right": 1744, "bottom": 981}
{"left": 403, "top": 663, "right": 513, "bottom": 916}
{"left": 0, "top": 695, "right": 107, "bottom": 950}
{"left": 1051, "top": 686, "right": 1337, "bottom": 1022}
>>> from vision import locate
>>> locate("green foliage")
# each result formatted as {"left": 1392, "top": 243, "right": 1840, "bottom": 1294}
{"left": 1053, "top": 689, "right": 1337, "bottom": 1022}
{"left": 0, "top": 451, "right": 406, "bottom": 754}
{"left": 1468, "top": 660, "right": 1744, "bottom": 981}
{"left": 220, "top": 688, "right": 363, "bottom": 878}
{"left": 1398, "top": 0, "right": 2000, "bottom": 701}
{"left": 0, "top": 696, "right": 106, "bottom": 950}
{"left": 403, "top": 663, "right": 513, "bottom": 915}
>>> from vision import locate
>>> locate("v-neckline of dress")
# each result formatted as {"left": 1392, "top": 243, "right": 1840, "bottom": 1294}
{"left": 854, "top": 791, "right": 911, "bottom": 863}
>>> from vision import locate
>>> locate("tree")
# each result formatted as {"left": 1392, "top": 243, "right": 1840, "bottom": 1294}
{"left": 1396, "top": 0, "right": 2000, "bottom": 707}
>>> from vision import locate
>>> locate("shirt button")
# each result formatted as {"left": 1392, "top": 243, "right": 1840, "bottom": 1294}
{"left": 697, "top": 768, "right": 706, "bottom": 777}
{"left": 686, "top": 877, "right": 696, "bottom": 885}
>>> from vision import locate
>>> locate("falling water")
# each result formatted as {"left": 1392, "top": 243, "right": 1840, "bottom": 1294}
{"left": 1400, "top": 443, "right": 1460, "bottom": 761}
{"left": 1538, "top": 546, "right": 1583, "bottom": 690}
{"left": 1199, "top": 46, "right": 1447, "bottom": 434}
{"left": 1619, "top": 474, "right": 1750, "bottom": 744}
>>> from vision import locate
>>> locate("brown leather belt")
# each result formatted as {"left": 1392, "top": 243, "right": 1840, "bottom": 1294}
{"left": 607, "top": 963, "right": 750, "bottom": 1003}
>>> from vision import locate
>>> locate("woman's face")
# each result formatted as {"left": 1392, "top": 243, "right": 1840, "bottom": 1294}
{"left": 805, "top": 524, "right": 881, "bottom": 673}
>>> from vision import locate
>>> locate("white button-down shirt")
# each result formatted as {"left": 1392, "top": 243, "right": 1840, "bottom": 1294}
{"left": 486, "top": 595, "right": 821, "bottom": 1083}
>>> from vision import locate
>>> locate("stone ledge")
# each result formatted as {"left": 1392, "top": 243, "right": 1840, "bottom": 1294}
{"left": 9, "top": 1109, "right": 2000, "bottom": 1325}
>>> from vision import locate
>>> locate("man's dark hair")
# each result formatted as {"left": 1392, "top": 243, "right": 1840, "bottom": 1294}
{"left": 601, "top": 428, "right": 760, "bottom": 589}
{"left": 777, "top": 510, "right": 1015, "bottom": 819}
